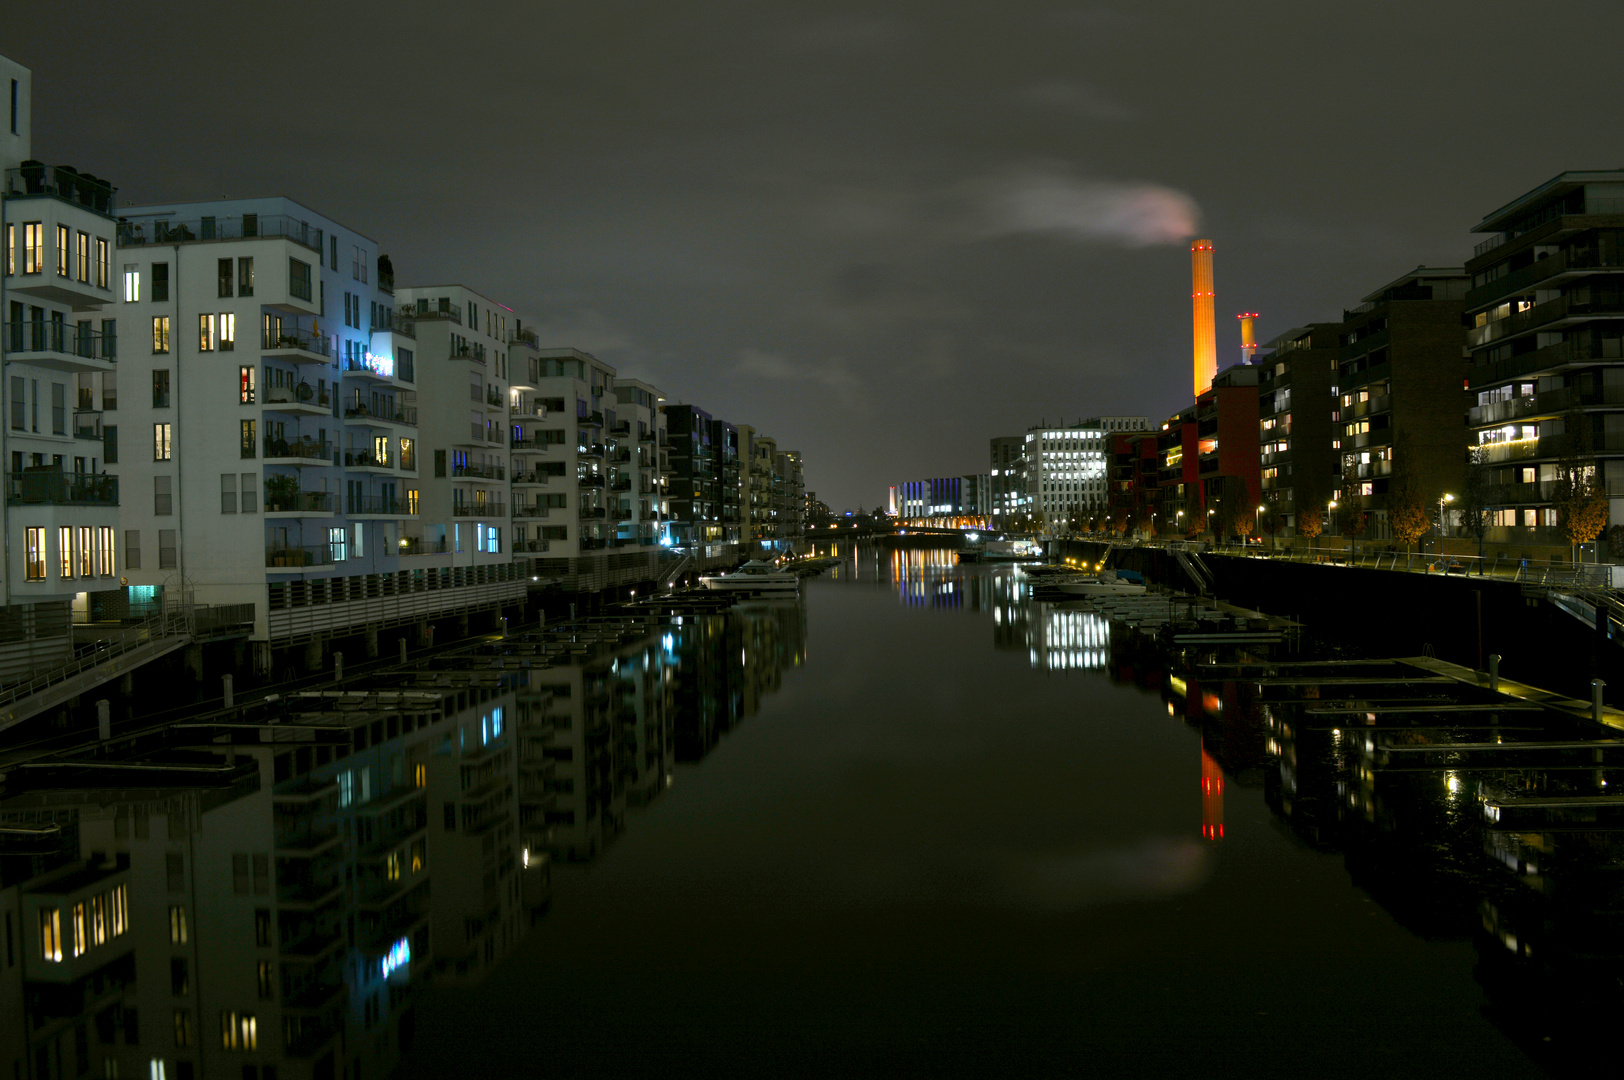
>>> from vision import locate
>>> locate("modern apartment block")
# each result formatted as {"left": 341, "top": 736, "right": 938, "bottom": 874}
{"left": 1465, "top": 171, "right": 1624, "bottom": 543}
{"left": 1257, "top": 324, "right": 1341, "bottom": 533}
{"left": 1023, "top": 416, "right": 1149, "bottom": 527}
{"left": 612, "top": 379, "right": 669, "bottom": 549}
{"left": 989, "top": 436, "right": 1026, "bottom": 524}
{"left": 662, "top": 404, "right": 716, "bottom": 546}
{"left": 393, "top": 285, "right": 515, "bottom": 564}
{"left": 1338, "top": 267, "right": 1468, "bottom": 538}
{"left": 1, "top": 55, "right": 121, "bottom": 679}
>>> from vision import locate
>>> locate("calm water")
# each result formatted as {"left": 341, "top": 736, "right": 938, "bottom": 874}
{"left": 396, "top": 549, "right": 1557, "bottom": 1079}
{"left": 6, "top": 546, "right": 1603, "bottom": 1078}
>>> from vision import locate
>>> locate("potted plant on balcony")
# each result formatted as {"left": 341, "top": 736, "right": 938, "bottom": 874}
{"left": 265, "top": 474, "right": 300, "bottom": 512}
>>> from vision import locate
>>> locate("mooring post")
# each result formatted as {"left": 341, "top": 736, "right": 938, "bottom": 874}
{"left": 97, "top": 699, "right": 111, "bottom": 742}
{"left": 1488, "top": 654, "right": 1500, "bottom": 693}
{"left": 222, "top": 674, "right": 234, "bottom": 708}
{"left": 334, "top": 652, "right": 344, "bottom": 684}
{"left": 1593, "top": 679, "right": 1606, "bottom": 724}
{"left": 399, "top": 637, "right": 408, "bottom": 664}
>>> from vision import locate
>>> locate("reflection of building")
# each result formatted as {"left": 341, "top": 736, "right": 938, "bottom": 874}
{"left": 671, "top": 602, "right": 805, "bottom": 764}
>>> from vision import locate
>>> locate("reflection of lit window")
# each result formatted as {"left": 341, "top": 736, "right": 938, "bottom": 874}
{"left": 39, "top": 908, "right": 62, "bottom": 962}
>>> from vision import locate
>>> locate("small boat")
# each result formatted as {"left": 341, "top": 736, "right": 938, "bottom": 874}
{"left": 699, "top": 560, "right": 801, "bottom": 593}
{"left": 1056, "top": 576, "right": 1147, "bottom": 597}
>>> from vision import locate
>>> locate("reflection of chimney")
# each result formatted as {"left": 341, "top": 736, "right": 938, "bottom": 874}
{"left": 1200, "top": 745, "right": 1224, "bottom": 841}
{"left": 1191, "top": 240, "right": 1216, "bottom": 395}
{"left": 1237, "top": 312, "right": 1259, "bottom": 366}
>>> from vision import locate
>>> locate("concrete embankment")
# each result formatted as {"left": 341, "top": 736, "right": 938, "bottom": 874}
{"left": 1048, "top": 539, "right": 1624, "bottom": 705}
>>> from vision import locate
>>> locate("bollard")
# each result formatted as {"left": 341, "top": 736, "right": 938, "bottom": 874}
{"left": 1488, "top": 655, "right": 1500, "bottom": 693}
{"left": 222, "top": 674, "right": 234, "bottom": 709}
{"left": 399, "top": 637, "right": 408, "bottom": 664}
{"left": 97, "top": 699, "right": 111, "bottom": 742}
{"left": 334, "top": 652, "right": 344, "bottom": 683}
{"left": 1593, "top": 679, "right": 1606, "bottom": 725}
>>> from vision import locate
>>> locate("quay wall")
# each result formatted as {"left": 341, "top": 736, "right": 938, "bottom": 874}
{"left": 1048, "top": 539, "right": 1624, "bottom": 704}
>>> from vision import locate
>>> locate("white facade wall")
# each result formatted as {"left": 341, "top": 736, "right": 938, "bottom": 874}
{"left": 1023, "top": 416, "right": 1149, "bottom": 523}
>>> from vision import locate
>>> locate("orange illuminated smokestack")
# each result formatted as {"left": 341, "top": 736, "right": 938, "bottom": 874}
{"left": 1191, "top": 240, "right": 1216, "bottom": 395}
{"left": 1237, "top": 312, "right": 1259, "bottom": 366}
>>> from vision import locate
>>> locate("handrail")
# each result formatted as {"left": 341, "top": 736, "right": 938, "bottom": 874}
{"left": 0, "top": 609, "right": 191, "bottom": 709}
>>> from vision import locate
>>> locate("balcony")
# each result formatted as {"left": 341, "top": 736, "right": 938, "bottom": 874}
{"left": 451, "top": 502, "right": 505, "bottom": 518}
{"left": 451, "top": 344, "right": 486, "bottom": 364}
{"left": 264, "top": 437, "right": 334, "bottom": 465}
{"left": 5, "top": 470, "right": 118, "bottom": 507}
{"left": 73, "top": 410, "right": 103, "bottom": 441}
{"left": 485, "top": 387, "right": 504, "bottom": 409}
{"left": 578, "top": 505, "right": 606, "bottom": 519}
{"left": 510, "top": 327, "right": 540, "bottom": 350}
{"left": 343, "top": 403, "right": 417, "bottom": 427}
{"left": 262, "top": 327, "right": 332, "bottom": 364}
{"left": 340, "top": 353, "right": 404, "bottom": 381}
{"left": 452, "top": 462, "right": 505, "bottom": 481}
{"left": 376, "top": 310, "right": 416, "bottom": 338}
{"left": 266, "top": 490, "right": 335, "bottom": 516}
{"left": 511, "top": 435, "right": 554, "bottom": 451}
{"left": 398, "top": 535, "right": 447, "bottom": 556}
{"left": 411, "top": 304, "right": 462, "bottom": 324}
{"left": 2, "top": 321, "right": 116, "bottom": 374}
{"left": 513, "top": 505, "right": 551, "bottom": 519}
{"left": 512, "top": 472, "right": 555, "bottom": 486}
{"left": 513, "top": 538, "right": 550, "bottom": 553}
{"left": 4, "top": 163, "right": 116, "bottom": 216}
{"left": 1469, "top": 338, "right": 1602, "bottom": 389}
{"left": 116, "top": 211, "right": 321, "bottom": 251}
{"left": 343, "top": 449, "right": 392, "bottom": 471}
{"left": 265, "top": 544, "right": 337, "bottom": 570}
{"left": 264, "top": 384, "right": 332, "bottom": 416}
{"left": 1469, "top": 382, "right": 1624, "bottom": 428}
{"left": 578, "top": 474, "right": 605, "bottom": 488}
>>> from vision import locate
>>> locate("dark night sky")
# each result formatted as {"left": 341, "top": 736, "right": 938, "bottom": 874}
{"left": 9, "top": 2, "right": 1624, "bottom": 509}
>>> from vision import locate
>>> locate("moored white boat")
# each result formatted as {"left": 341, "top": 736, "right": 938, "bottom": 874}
{"left": 699, "top": 560, "right": 801, "bottom": 593}
{"left": 1056, "top": 577, "right": 1148, "bottom": 597}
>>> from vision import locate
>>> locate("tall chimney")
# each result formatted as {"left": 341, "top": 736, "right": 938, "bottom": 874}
{"left": 1191, "top": 240, "right": 1216, "bottom": 395}
{"left": 1237, "top": 312, "right": 1259, "bottom": 366}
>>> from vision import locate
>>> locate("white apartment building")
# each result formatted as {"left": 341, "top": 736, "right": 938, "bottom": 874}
{"left": 0, "top": 55, "right": 121, "bottom": 680}
{"left": 506, "top": 347, "right": 622, "bottom": 558}
{"left": 612, "top": 379, "right": 669, "bottom": 548}
{"left": 112, "top": 204, "right": 525, "bottom": 654}
{"left": 392, "top": 285, "right": 516, "bottom": 564}
{"left": 1024, "top": 415, "right": 1149, "bottom": 525}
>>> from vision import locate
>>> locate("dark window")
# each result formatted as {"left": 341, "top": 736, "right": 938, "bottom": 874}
{"left": 434, "top": 449, "right": 446, "bottom": 478}
{"left": 217, "top": 258, "right": 233, "bottom": 298}
{"left": 101, "top": 318, "right": 116, "bottom": 360}
{"left": 242, "top": 213, "right": 258, "bottom": 238}
{"left": 240, "top": 419, "right": 256, "bottom": 458}
{"left": 103, "top": 425, "right": 117, "bottom": 464}
{"left": 151, "top": 262, "right": 168, "bottom": 302}
{"left": 238, "top": 257, "right": 254, "bottom": 296}
{"left": 9, "top": 79, "right": 16, "bottom": 136}
{"left": 152, "top": 370, "right": 169, "bottom": 408}
{"left": 288, "top": 259, "right": 311, "bottom": 302}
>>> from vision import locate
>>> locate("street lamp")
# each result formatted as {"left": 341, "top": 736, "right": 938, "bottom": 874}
{"left": 1439, "top": 492, "right": 1454, "bottom": 538}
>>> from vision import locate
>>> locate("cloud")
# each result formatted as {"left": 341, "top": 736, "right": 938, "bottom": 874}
{"left": 980, "top": 168, "right": 1200, "bottom": 246}
{"left": 1008, "top": 80, "right": 1136, "bottom": 122}
{"left": 736, "top": 347, "right": 862, "bottom": 397}
{"left": 779, "top": 13, "right": 907, "bottom": 52}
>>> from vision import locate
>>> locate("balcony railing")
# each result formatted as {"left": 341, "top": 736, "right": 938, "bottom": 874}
{"left": 451, "top": 502, "right": 505, "bottom": 517}
{"left": 411, "top": 305, "right": 462, "bottom": 325}
{"left": 344, "top": 403, "right": 417, "bottom": 425}
{"left": 265, "top": 544, "right": 335, "bottom": 568}
{"left": 375, "top": 310, "right": 416, "bottom": 338}
{"left": 398, "top": 536, "right": 447, "bottom": 555}
{"left": 119, "top": 212, "right": 322, "bottom": 250}
{"left": 266, "top": 491, "right": 334, "bottom": 514}
{"left": 513, "top": 505, "right": 551, "bottom": 519}
{"left": 578, "top": 474, "right": 605, "bottom": 488}
{"left": 73, "top": 410, "right": 103, "bottom": 441}
{"left": 1469, "top": 382, "right": 1624, "bottom": 428}
{"left": 512, "top": 472, "right": 555, "bottom": 485}
{"left": 4, "top": 164, "right": 116, "bottom": 215}
{"left": 510, "top": 328, "right": 540, "bottom": 349}
{"left": 263, "top": 327, "right": 331, "bottom": 357}
{"left": 452, "top": 463, "right": 505, "bottom": 481}
{"left": 264, "top": 437, "right": 333, "bottom": 461}
{"left": 3, "top": 322, "right": 116, "bottom": 361}
{"left": 578, "top": 506, "right": 606, "bottom": 519}
{"left": 350, "top": 496, "right": 411, "bottom": 515}
{"left": 343, "top": 449, "right": 391, "bottom": 469}
{"left": 5, "top": 471, "right": 118, "bottom": 507}
{"left": 266, "top": 385, "right": 331, "bottom": 409}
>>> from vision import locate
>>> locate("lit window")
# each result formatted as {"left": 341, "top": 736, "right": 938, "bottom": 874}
{"left": 168, "top": 905, "right": 187, "bottom": 944}
{"left": 123, "top": 265, "right": 140, "bottom": 302}
{"left": 23, "top": 222, "right": 43, "bottom": 273}
{"left": 56, "top": 224, "right": 69, "bottom": 275}
{"left": 24, "top": 527, "right": 45, "bottom": 580}
{"left": 151, "top": 316, "right": 169, "bottom": 354}
{"left": 70, "top": 901, "right": 86, "bottom": 956}
{"left": 96, "top": 238, "right": 109, "bottom": 288}
{"left": 59, "top": 525, "right": 73, "bottom": 579}
{"left": 76, "top": 231, "right": 89, "bottom": 282}
{"left": 154, "top": 423, "right": 172, "bottom": 461}
{"left": 39, "top": 907, "right": 62, "bottom": 961}
{"left": 79, "top": 525, "right": 93, "bottom": 578}
{"left": 219, "top": 312, "right": 234, "bottom": 351}
{"left": 198, "top": 313, "right": 214, "bottom": 352}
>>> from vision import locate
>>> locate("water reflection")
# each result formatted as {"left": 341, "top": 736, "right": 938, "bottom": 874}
{"left": 0, "top": 600, "right": 804, "bottom": 1080}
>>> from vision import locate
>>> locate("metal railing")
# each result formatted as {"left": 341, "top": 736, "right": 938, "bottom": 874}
{"left": 265, "top": 491, "right": 334, "bottom": 513}
{"left": 3, "top": 322, "right": 116, "bottom": 361}
{"left": 0, "top": 609, "right": 190, "bottom": 711}
{"left": 266, "top": 544, "right": 337, "bottom": 568}
{"left": 4, "top": 164, "right": 116, "bottom": 214}
{"left": 118, "top": 212, "right": 321, "bottom": 250}
{"left": 5, "top": 471, "right": 119, "bottom": 507}
{"left": 265, "top": 385, "right": 331, "bottom": 409}
{"left": 264, "top": 437, "right": 332, "bottom": 461}
{"left": 451, "top": 503, "right": 505, "bottom": 518}
{"left": 262, "top": 327, "right": 331, "bottom": 356}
